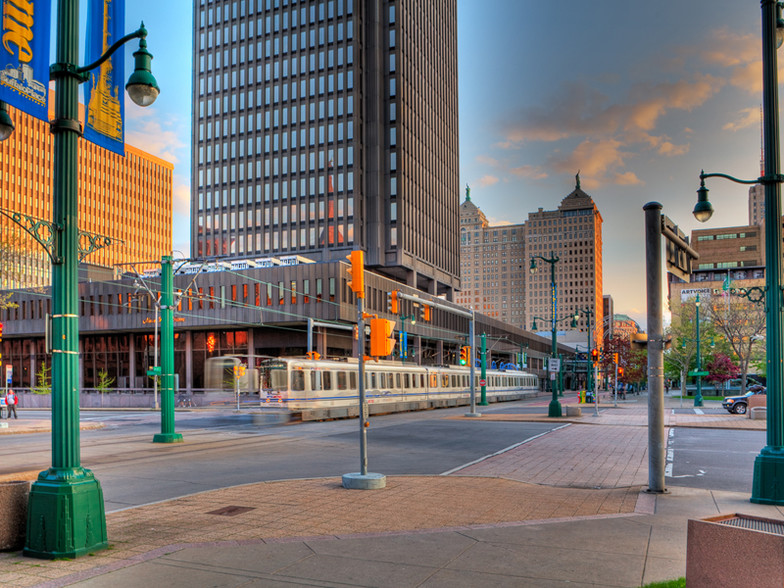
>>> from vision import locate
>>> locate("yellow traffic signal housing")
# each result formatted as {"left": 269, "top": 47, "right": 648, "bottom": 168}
{"left": 305, "top": 351, "right": 321, "bottom": 360}
{"left": 459, "top": 346, "right": 469, "bottom": 365}
{"left": 369, "top": 318, "right": 396, "bottom": 357}
{"left": 346, "top": 250, "right": 365, "bottom": 298}
{"left": 613, "top": 352, "right": 619, "bottom": 364}
{"left": 591, "top": 348, "right": 599, "bottom": 365}
{"left": 387, "top": 290, "right": 399, "bottom": 314}
{"left": 421, "top": 304, "right": 431, "bottom": 322}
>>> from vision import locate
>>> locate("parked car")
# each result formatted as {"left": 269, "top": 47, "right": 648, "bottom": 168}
{"left": 722, "top": 386, "right": 766, "bottom": 414}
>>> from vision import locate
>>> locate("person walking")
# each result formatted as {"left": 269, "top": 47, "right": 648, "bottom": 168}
{"left": 5, "top": 390, "right": 18, "bottom": 419}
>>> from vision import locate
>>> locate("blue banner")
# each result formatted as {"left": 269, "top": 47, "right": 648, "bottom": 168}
{"left": 0, "top": 0, "right": 51, "bottom": 121}
{"left": 84, "top": 0, "right": 125, "bottom": 155}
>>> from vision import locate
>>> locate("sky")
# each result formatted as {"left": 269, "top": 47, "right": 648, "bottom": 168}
{"left": 94, "top": 0, "right": 773, "bottom": 328}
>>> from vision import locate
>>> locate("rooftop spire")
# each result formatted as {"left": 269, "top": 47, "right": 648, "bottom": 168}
{"left": 575, "top": 170, "right": 581, "bottom": 190}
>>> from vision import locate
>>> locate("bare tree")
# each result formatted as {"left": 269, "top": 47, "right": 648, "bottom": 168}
{"left": 704, "top": 292, "right": 766, "bottom": 390}
{"left": 0, "top": 226, "right": 27, "bottom": 310}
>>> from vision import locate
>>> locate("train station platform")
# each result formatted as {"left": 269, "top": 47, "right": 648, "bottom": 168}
{"left": 0, "top": 395, "right": 780, "bottom": 587}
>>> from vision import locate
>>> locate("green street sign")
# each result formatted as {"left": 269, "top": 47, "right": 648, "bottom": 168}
{"left": 688, "top": 370, "right": 709, "bottom": 377}
{"left": 146, "top": 366, "right": 161, "bottom": 377}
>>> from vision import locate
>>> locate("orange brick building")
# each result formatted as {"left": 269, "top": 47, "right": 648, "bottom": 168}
{"left": 0, "top": 97, "right": 173, "bottom": 289}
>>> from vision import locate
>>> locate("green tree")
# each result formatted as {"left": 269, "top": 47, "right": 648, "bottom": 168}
{"left": 32, "top": 362, "right": 51, "bottom": 395}
{"left": 665, "top": 298, "right": 722, "bottom": 395}
{"left": 95, "top": 369, "right": 115, "bottom": 394}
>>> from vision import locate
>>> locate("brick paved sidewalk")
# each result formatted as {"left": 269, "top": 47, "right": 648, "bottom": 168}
{"left": 0, "top": 476, "right": 642, "bottom": 588}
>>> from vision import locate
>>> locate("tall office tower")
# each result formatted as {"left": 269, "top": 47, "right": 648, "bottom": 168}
{"left": 457, "top": 190, "right": 526, "bottom": 328}
{"left": 192, "top": 0, "right": 460, "bottom": 296}
{"left": 0, "top": 100, "right": 173, "bottom": 290}
{"left": 749, "top": 183, "right": 765, "bottom": 228}
{"left": 524, "top": 178, "right": 604, "bottom": 346}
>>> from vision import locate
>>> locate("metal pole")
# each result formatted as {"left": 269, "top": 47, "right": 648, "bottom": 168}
{"left": 24, "top": 0, "right": 109, "bottom": 558}
{"left": 548, "top": 259, "right": 562, "bottom": 417}
{"left": 752, "top": 0, "right": 784, "bottom": 504}
{"left": 644, "top": 202, "right": 666, "bottom": 493}
{"left": 307, "top": 317, "right": 313, "bottom": 355}
{"left": 694, "top": 295, "right": 703, "bottom": 407}
{"left": 614, "top": 362, "right": 618, "bottom": 408}
{"left": 358, "top": 297, "right": 367, "bottom": 475}
{"left": 466, "top": 312, "right": 481, "bottom": 415}
{"left": 153, "top": 256, "right": 183, "bottom": 443}
{"left": 154, "top": 302, "right": 159, "bottom": 410}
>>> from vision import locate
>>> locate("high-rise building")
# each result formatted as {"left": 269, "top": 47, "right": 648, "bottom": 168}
{"left": 457, "top": 189, "right": 526, "bottom": 328}
{"left": 524, "top": 178, "right": 603, "bottom": 346}
{"left": 191, "top": 0, "right": 460, "bottom": 296}
{"left": 0, "top": 99, "right": 173, "bottom": 290}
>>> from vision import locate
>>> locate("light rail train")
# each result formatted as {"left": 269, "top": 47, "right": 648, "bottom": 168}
{"left": 205, "top": 356, "right": 539, "bottom": 416}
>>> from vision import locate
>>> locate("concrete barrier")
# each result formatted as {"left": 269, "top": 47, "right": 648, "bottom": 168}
{"left": 0, "top": 480, "right": 31, "bottom": 551}
{"left": 687, "top": 513, "right": 784, "bottom": 588}
{"left": 565, "top": 405, "right": 582, "bottom": 417}
{"left": 751, "top": 406, "right": 767, "bottom": 420}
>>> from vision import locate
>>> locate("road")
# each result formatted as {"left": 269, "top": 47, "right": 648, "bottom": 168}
{"left": 3, "top": 400, "right": 764, "bottom": 510}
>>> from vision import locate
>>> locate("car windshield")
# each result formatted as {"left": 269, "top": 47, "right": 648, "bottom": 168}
{"left": 744, "top": 391, "right": 755, "bottom": 397}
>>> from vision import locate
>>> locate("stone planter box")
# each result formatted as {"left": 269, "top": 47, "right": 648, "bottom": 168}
{"left": 565, "top": 405, "right": 582, "bottom": 417}
{"left": 687, "top": 513, "right": 784, "bottom": 587}
{"left": 0, "top": 481, "right": 31, "bottom": 551}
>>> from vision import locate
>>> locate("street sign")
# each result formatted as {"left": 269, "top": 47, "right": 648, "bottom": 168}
{"left": 661, "top": 215, "right": 699, "bottom": 282}
{"left": 146, "top": 366, "right": 161, "bottom": 377}
{"left": 689, "top": 370, "right": 710, "bottom": 377}
{"left": 548, "top": 358, "right": 561, "bottom": 372}
{"left": 479, "top": 379, "right": 487, "bottom": 387}
{"left": 5, "top": 364, "right": 11, "bottom": 385}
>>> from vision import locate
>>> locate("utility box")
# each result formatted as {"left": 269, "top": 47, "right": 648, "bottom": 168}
{"left": 687, "top": 513, "right": 784, "bottom": 587}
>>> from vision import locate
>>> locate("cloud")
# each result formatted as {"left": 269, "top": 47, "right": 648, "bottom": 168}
{"left": 476, "top": 175, "right": 499, "bottom": 187}
{"left": 509, "top": 165, "right": 548, "bottom": 180}
{"left": 548, "top": 138, "right": 632, "bottom": 189}
{"left": 172, "top": 177, "right": 191, "bottom": 216}
{"left": 125, "top": 106, "right": 188, "bottom": 165}
{"left": 614, "top": 171, "right": 643, "bottom": 186}
{"left": 475, "top": 154, "right": 500, "bottom": 167}
{"left": 723, "top": 107, "right": 760, "bottom": 132}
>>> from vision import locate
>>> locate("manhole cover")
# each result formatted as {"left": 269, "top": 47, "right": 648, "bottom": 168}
{"left": 206, "top": 505, "right": 256, "bottom": 517}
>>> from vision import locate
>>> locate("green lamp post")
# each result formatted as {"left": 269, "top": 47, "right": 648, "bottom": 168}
{"left": 693, "top": 0, "right": 784, "bottom": 505}
{"left": 0, "top": 3, "right": 160, "bottom": 559}
{"left": 573, "top": 307, "right": 595, "bottom": 399}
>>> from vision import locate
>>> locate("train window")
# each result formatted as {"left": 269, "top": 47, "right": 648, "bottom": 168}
{"left": 395, "top": 373, "right": 401, "bottom": 388}
{"left": 323, "top": 371, "right": 332, "bottom": 390}
{"left": 350, "top": 372, "right": 357, "bottom": 389}
{"left": 450, "top": 375, "right": 457, "bottom": 387}
{"left": 421, "top": 374, "right": 426, "bottom": 388}
{"left": 430, "top": 373, "right": 437, "bottom": 388}
{"left": 310, "top": 370, "right": 321, "bottom": 391}
{"left": 337, "top": 371, "right": 347, "bottom": 390}
{"left": 292, "top": 369, "right": 305, "bottom": 391}
{"left": 404, "top": 373, "right": 410, "bottom": 388}
{"left": 441, "top": 374, "right": 449, "bottom": 387}
{"left": 369, "top": 372, "right": 376, "bottom": 389}
{"left": 463, "top": 375, "right": 468, "bottom": 388}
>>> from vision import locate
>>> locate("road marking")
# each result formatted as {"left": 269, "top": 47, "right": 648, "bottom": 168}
{"left": 440, "top": 423, "right": 572, "bottom": 475}
{"left": 694, "top": 408, "right": 704, "bottom": 415}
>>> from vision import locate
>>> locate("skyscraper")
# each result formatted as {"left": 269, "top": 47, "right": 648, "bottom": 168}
{"left": 192, "top": 0, "right": 460, "bottom": 296}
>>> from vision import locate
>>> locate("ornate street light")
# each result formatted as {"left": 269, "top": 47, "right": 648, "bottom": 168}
{"left": 0, "top": 4, "right": 160, "bottom": 559}
{"left": 693, "top": 0, "right": 784, "bottom": 505}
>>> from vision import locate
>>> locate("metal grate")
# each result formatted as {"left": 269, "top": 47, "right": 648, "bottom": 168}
{"left": 207, "top": 505, "right": 256, "bottom": 517}
{"left": 718, "top": 515, "right": 784, "bottom": 536}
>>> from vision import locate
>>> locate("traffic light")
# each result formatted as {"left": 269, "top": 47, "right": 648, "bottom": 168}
{"left": 459, "top": 346, "right": 470, "bottom": 366}
{"left": 613, "top": 352, "right": 619, "bottom": 364}
{"left": 420, "top": 304, "right": 431, "bottom": 322}
{"left": 591, "top": 348, "right": 599, "bottom": 365}
{"left": 618, "top": 366, "right": 624, "bottom": 377}
{"left": 369, "top": 318, "right": 396, "bottom": 357}
{"left": 305, "top": 351, "right": 321, "bottom": 360}
{"left": 387, "top": 290, "right": 399, "bottom": 314}
{"left": 346, "top": 250, "right": 365, "bottom": 298}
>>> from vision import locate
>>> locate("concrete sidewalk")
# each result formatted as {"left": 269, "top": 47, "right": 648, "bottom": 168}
{"left": 0, "top": 396, "right": 781, "bottom": 587}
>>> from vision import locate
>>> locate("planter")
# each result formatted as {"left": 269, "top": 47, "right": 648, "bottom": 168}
{"left": 0, "top": 480, "right": 30, "bottom": 551}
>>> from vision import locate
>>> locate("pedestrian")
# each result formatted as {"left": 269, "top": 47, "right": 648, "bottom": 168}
{"left": 5, "top": 390, "right": 18, "bottom": 419}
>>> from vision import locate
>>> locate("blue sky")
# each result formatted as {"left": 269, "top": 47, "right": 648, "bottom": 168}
{"left": 105, "top": 0, "right": 770, "bottom": 327}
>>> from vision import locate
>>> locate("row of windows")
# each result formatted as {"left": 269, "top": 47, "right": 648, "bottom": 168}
{"left": 199, "top": 0, "right": 354, "bottom": 32}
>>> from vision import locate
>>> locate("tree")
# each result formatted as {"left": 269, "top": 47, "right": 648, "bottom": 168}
{"left": 705, "top": 353, "right": 741, "bottom": 393}
{"left": 32, "top": 362, "right": 51, "bottom": 395}
{"left": 704, "top": 292, "right": 766, "bottom": 390}
{"left": 0, "top": 225, "right": 30, "bottom": 310}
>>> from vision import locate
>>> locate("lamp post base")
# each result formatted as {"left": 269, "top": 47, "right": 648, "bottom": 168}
{"left": 548, "top": 400, "right": 562, "bottom": 418}
{"left": 751, "top": 447, "right": 784, "bottom": 505}
{"left": 693, "top": 396, "right": 704, "bottom": 407}
{"left": 153, "top": 432, "right": 184, "bottom": 443}
{"left": 24, "top": 468, "right": 108, "bottom": 559}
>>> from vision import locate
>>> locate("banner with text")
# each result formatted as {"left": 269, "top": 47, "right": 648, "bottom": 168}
{"left": 84, "top": 0, "right": 125, "bottom": 155}
{"left": 0, "top": 0, "right": 51, "bottom": 121}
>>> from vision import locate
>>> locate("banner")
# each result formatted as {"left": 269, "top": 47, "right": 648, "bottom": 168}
{"left": 0, "top": 0, "right": 51, "bottom": 121}
{"left": 84, "top": 0, "right": 125, "bottom": 155}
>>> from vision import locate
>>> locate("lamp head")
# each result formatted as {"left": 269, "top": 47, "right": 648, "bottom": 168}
{"left": 0, "top": 101, "right": 14, "bottom": 141}
{"left": 692, "top": 176, "right": 713, "bottom": 223}
{"left": 410, "top": 315, "right": 416, "bottom": 326}
{"left": 532, "top": 320, "right": 538, "bottom": 331}
{"left": 126, "top": 26, "right": 160, "bottom": 107}
{"left": 529, "top": 258, "right": 537, "bottom": 274}
{"left": 570, "top": 316, "right": 578, "bottom": 328}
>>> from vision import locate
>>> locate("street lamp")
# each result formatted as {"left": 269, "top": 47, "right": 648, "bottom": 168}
{"left": 693, "top": 0, "right": 784, "bottom": 504}
{"left": 694, "top": 294, "right": 705, "bottom": 407}
{"left": 574, "top": 307, "right": 595, "bottom": 406}
{"left": 1, "top": 6, "right": 159, "bottom": 559}
{"left": 530, "top": 252, "right": 565, "bottom": 417}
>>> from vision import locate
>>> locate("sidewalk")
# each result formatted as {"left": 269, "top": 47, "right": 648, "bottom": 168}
{"left": 0, "top": 396, "right": 781, "bottom": 587}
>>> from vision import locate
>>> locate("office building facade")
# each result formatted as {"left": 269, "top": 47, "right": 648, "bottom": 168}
{"left": 192, "top": 0, "right": 460, "bottom": 296}
{"left": 0, "top": 99, "right": 174, "bottom": 289}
